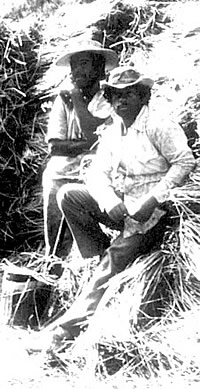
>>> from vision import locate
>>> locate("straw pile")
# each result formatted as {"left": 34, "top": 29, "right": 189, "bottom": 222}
{"left": 1, "top": 0, "right": 199, "bottom": 318}
{"left": 35, "top": 1, "right": 200, "bottom": 378}
{"left": 91, "top": 0, "right": 167, "bottom": 61}
{"left": 1, "top": 1, "right": 200, "bottom": 387}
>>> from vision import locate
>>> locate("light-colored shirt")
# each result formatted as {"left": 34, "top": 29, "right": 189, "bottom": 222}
{"left": 86, "top": 105, "right": 196, "bottom": 234}
{"left": 46, "top": 94, "right": 83, "bottom": 142}
{"left": 44, "top": 91, "right": 105, "bottom": 180}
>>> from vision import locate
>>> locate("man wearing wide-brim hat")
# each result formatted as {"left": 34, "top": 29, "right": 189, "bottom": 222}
{"left": 42, "top": 37, "right": 118, "bottom": 267}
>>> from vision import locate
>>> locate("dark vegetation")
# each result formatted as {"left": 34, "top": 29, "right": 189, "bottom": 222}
{"left": 0, "top": 21, "right": 50, "bottom": 254}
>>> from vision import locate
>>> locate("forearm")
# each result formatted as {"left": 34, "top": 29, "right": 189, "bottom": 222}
{"left": 49, "top": 139, "right": 93, "bottom": 157}
{"left": 147, "top": 123, "right": 196, "bottom": 202}
{"left": 151, "top": 158, "right": 196, "bottom": 203}
{"left": 124, "top": 160, "right": 195, "bottom": 218}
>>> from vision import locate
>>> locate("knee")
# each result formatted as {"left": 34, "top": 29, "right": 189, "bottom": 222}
{"left": 57, "top": 184, "right": 71, "bottom": 211}
{"left": 56, "top": 183, "right": 81, "bottom": 211}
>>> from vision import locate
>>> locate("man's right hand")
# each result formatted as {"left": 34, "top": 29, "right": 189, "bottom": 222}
{"left": 108, "top": 202, "right": 128, "bottom": 223}
{"left": 61, "top": 76, "right": 82, "bottom": 98}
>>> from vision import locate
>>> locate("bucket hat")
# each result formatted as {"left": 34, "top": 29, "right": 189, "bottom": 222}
{"left": 56, "top": 39, "right": 118, "bottom": 72}
{"left": 102, "top": 66, "right": 154, "bottom": 89}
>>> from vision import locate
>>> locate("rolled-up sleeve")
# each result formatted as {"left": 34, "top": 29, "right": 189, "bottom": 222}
{"left": 46, "top": 95, "right": 68, "bottom": 142}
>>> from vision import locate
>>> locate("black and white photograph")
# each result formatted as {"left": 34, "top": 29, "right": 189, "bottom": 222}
{"left": 0, "top": 0, "right": 200, "bottom": 387}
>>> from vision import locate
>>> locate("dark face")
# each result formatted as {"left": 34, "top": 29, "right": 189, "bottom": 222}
{"left": 111, "top": 86, "right": 145, "bottom": 123}
{"left": 70, "top": 52, "right": 101, "bottom": 90}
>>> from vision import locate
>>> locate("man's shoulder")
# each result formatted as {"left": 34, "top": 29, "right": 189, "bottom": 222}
{"left": 148, "top": 103, "right": 179, "bottom": 127}
{"left": 147, "top": 105, "right": 181, "bottom": 135}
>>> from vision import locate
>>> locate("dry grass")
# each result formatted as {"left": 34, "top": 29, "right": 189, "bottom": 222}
{"left": 4, "top": 161, "right": 197, "bottom": 387}
{"left": 1, "top": 0, "right": 200, "bottom": 388}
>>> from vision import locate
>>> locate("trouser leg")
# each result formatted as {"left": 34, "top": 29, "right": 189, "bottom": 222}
{"left": 43, "top": 173, "right": 74, "bottom": 258}
{"left": 57, "top": 183, "right": 122, "bottom": 259}
{"left": 51, "top": 214, "right": 167, "bottom": 337}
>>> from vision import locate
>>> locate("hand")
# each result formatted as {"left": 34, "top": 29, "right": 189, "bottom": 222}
{"left": 108, "top": 202, "right": 128, "bottom": 223}
{"left": 131, "top": 196, "right": 159, "bottom": 223}
{"left": 68, "top": 74, "right": 82, "bottom": 96}
{"left": 68, "top": 83, "right": 80, "bottom": 97}
{"left": 61, "top": 76, "right": 81, "bottom": 99}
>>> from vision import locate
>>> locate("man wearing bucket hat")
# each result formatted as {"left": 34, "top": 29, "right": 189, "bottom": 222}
{"left": 39, "top": 65, "right": 195, "bottom": 349}
{"left": 42, "top": 37, "right": 118, "bottom": 266}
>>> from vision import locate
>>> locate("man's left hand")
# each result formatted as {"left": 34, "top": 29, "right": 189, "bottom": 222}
{"left": 131, "top": 196, "right": 159, "bottom": 223}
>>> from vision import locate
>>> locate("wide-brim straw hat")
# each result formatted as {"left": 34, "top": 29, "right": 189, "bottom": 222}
{"left": 102, "top": 66, "right": 154, "bottom": 89}
{"left": 56, "top": 39, "right": 118, "bottom": 72}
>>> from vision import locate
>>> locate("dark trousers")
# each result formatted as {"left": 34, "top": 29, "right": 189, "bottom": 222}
{"left": 42, "top": 173, "right": 74, "bottom": 257}
{"left": 54, "top": 183, "right": 168, "bottom": 337}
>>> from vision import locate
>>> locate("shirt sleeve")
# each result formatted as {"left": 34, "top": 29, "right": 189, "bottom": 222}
{"left": 46, "top": 95, "right": 69, "bottom": 142}
{"left": 147, "top": 120, "right": 196, "bottom": 202}
{"left": 88, "top": 89, "right": 115, "bottom": 119}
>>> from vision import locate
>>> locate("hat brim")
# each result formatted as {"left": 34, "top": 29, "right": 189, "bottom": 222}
{"left": 102, "top": 77, "right": 154, "bottom": 89}
{"left": 56, "top": 48, "right": 118, "bottom": 72}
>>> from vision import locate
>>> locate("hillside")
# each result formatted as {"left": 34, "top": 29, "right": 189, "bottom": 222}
{"left": 0, "top": 0, "right": 200, "bottom": 388}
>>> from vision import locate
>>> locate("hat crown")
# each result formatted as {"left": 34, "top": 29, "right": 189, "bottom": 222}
{"left": 56, "top": 38, "right": 118, "bottom": 71}
{"left": 67, "top": 39, "right": 103, "bottom": 51}
{"left": 110, "top": 68, "right": 141, "bottom": 86}
{"left": 104, "top": 66, "right": 154, "bottom": 88}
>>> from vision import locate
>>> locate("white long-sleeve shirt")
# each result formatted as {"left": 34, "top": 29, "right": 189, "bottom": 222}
{"left": 86, "top": 105, "right": 196, "bottom": 234}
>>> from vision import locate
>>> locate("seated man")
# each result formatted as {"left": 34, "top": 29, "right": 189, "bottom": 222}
{"left": 41, "top": 66, "right": 196, "bottom": 349}
{"left": 42, "top": 37, "right": 118, "bottom": 261}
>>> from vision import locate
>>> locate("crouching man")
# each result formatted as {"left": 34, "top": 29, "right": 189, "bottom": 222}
{"left": 38, "top": 66, "right": 196, "bottom": 350}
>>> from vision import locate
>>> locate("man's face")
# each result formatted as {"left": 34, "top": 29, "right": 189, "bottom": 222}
{"left": 70, "top": 52, "right": 99, "bottom": 89}
{"left": 111, "top": 86, "right": 144, "bottom": 120}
